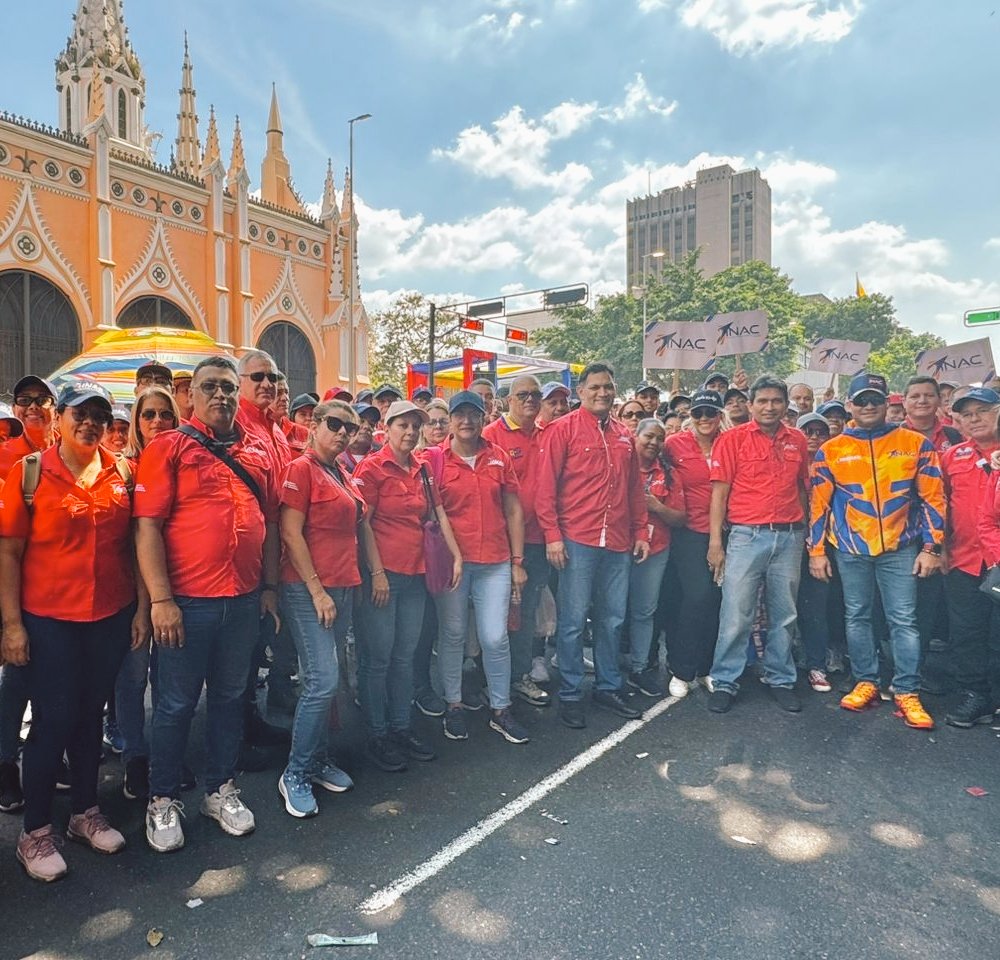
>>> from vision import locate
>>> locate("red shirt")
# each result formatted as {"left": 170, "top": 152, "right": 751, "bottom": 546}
{"left": 280, "top": 417, "right": 309, "bottom": 455}
{"left": 903, "top": 418, "right": 962, "bottom": 454}
{"left": 536, "top": 407, "right": 648, "bottom": 552}
{"left": 0, "top": 434, "right": 48, "bottom": 484}
{"left": 279, "top": 452, "right": 365, "bottom": 588}
{"left": 353, "top": 444, "right": 428, "bottom": 576}
{"left": 482, "top": 414, "right": 545, "bottom": 544}
{"left": 133, "top": 415, "right": 278, "bottom": 598}
{"left": 237, "top": 397, "right": 293, "bottom": 472}
{"left": 942, "top": 439, "right": 998, "bottom": 576}
{"left": 665, "top": 430, "right": 714, "bottom": 534}
{"left": 0, "top": 444, "right": 135, "bottom": 621}
{"left": 436, "top": 439, "right": 520, "bottom": 564}
{"left": 641, "top": 461, "right": 685, "bottom": 555}
{"left": 710, "top": 421, "right": 809, "bottom": 526}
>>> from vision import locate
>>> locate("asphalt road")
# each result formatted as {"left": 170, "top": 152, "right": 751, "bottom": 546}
{"left": 1, "top": 672, "right": 999, "bottom": 960}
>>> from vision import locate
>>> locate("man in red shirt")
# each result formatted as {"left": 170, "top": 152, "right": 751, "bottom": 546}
{"left": 941, "top": 387, "right": 1000, "bottom": 727}
{"left": 536, "top": 362, "right": 649, "bottom": 728}
{"left": 706, "top": 376, "right": 810, "bottom": 714}
{"left": 538, "top": 382, "right": 570, "bottom": 425}
{"left": 483, "top": 374, "right": 550, "bottom": 707}
{"left": 136, "top": 355, "right": 280, "bottom": 854}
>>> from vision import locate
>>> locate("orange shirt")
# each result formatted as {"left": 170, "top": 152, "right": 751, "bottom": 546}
{"left": 0, "top": 434, "right": 47, "bottom": 485}
{"left": 436, "top": 439, "right": 520, "bottom": 564}
{"left": 133, "top": 415, "right": 278, "bottom": 598}
{"left": 482, "top": 414, "right": 544, "bottom": 545}
{"left": 353, "top": 444, "right": 427, "bottom": 576}
{"left": 279, "top": 452, "right": 365, "bottom": 588}
{"left": 0, "top": 444, "right": 135, "bottom": 621}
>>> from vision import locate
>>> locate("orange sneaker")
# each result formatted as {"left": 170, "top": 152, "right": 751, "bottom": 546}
{"left": 894, "top": 693, "right": 935, "bottom": 730}
{"left": 840, "top": 681, "right": 881, "bottom": 712}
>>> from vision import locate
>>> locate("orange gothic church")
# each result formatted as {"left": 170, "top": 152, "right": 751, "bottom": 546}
{"left": 0, "top": 0, "right": 371, "bottom": 397}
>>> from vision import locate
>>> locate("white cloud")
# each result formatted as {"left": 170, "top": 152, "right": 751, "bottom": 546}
{"left": 760, "top": 158, "right": 837, "bottom": 194}
{"left": 985, "top": 238, "right": 1000, "bottom": 251}
{"left": 642, "top": 0, "right": 863, "bottom": 54}
{"left": 606, "top": 74, "right": 678, "bottom": 120}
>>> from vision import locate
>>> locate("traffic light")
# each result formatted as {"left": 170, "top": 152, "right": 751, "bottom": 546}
{"left": 505, "top": 325, "right": 529, "bottom": 345}
{"left": 459, "top": 316, "right": 485, "bottom": 333}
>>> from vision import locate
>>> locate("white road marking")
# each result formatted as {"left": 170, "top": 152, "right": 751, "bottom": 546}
{"left": 358, "top": 695, "right": 678, "bottom": 915}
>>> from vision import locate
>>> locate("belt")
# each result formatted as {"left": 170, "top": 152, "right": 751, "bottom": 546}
{"left": 742, "top": 522, "right": 805, "bottom": 532}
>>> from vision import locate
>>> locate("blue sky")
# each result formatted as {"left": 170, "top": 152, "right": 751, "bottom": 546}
{"left": 5, "top": 0, "right": 1000, "bottom": 349}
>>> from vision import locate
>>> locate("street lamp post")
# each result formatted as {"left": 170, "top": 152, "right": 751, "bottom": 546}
{"left": 641, "top": 250, "right": 665, "bottom": 379}
{"left": 347, "top": 112, "right": 371, "bottom": 394}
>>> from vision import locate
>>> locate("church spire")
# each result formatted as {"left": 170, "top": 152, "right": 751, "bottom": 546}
{"left": 320, "top": 159, "right": 339, "bottom": 222}
{"left": 228, "top": 116, "right": 247, "bottom": 191}
{"left": 174, "top": 33, "right": 201, "bottom": 177}
{"left": 267, "top": 83, "right": 283, "bottom": 136}
{"left": 202, "top": 105, "right": 221, "bottom": 168}
{"left": 87, "top": 61, "right": 106, "bottom": 126}
{"left": 260, "top": 84, "right": 305, "bottom": 214}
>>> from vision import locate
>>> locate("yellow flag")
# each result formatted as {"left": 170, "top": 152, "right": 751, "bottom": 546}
{"left": 855, "top": 273, "right": 868, "bottom": 298}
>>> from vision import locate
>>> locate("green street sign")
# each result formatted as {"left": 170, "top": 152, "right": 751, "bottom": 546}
{"left": 964, "top": 307, "right": 1000, "bottom": 327}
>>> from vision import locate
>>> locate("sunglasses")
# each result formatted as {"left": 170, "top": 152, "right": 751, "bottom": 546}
{"left": 513, "top": 390, "right": 543, "bottom": 402}
{"left": 621, "top": 410, "right": 644, "bottom": 420}
{"left": 690, "top": 408, "right": 721, "bottom": 420}
{"left": 803, "top": 427, "right": 830, "bottom": 437}
{"left": 853, "top": 396, "right": 886, "bottom": 408}
{"left": 427, "top": 418, "right": 449, "bottom": 428}
{"left": 240, "top": 372, "right": 279, "bottom": 384}
{"left": 69, "top": 406, "right": 112, "bottom": 426}
{"left": 321, "top": 416, "right": 359, "bottom": 437}
{"left": 196, "top": 380, "right": 239, "bottom": 396}
{"left": 141, "top": 409, "right": 177, "bottom": 422}
{"left": 14, "top": 395, "right": 53, "bottom": 408}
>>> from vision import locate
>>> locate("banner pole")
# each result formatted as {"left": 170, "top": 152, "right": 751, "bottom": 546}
{"left": 672, "top": 368, "right": 680, "bottom": 393}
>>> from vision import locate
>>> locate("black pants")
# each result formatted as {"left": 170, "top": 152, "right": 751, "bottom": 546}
{"left": 22, "top": 605, "right": 132, "bottom": 832}
{"left": 665, "top": 527, "right": 721, "bottom": 681}
{"left": 946, "top": 568, "right": 1000, "bottom": 701}
{"left": 414, "top": 591, "right": 438, "bottom": 695}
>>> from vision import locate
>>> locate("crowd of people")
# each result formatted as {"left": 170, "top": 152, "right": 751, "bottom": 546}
{"left": 0, "top": 349, "right": 997, "bottom": 884}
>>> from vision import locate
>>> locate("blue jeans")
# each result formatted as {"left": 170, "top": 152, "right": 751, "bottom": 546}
{"left": 115, "top": 642, "right": 151, "bottom": 763}
{"left": 556, "top": 540, "right": 631, "bottom": 701}
{"left": 281, "top": 582, "right": 352, "bottom": 777}
{"left": 627, "top": 548, "right": 671, "bottom": 674}
{"left": 437, "top": 561, "right": 512, "bottom": 710}
{"left": 508, "top": 544, "right": 550, "bottom": 681}
{"left": 710, "top": 526, "right": 804, "bottom": 693}
{"left": 149, "top": 593, "right": 259, "bottom": 798}
{"left": 0, "top": 663, "right": 29, "bottom": 764}
{"left": 356, "top": 572, "right": 426, "bottom": 737}
{"left": 834, "top": 542, "right": 921, "bottom": 693}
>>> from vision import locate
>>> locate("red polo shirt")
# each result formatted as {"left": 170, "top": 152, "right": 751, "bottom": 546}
{"left": 279, "top": 452, "right": 365, "bottom": 588}
{"left": 352, "top": 444, "right": 427, "bottom": 576}
{"left": 710, "top": 421, "right": 809, "bottom": 526}
{"left": 0, "top": 444, "right": 135, "bottom": 621}
{"left": 0, "top": 434, "right": 48, "bottom": 484}
{"left": 665, "top": 430, "right": 714, "bottom": 534}
{"left": 942, "top": 439, "right": 998, "bottom": 576}
{"left": 642, "top": 462, "right": 685, "bottom": 555}
{"left": 903, "top": 418, "right": 962, "bottom": 454}
{"left": 482, "top": 414, "right": 544, "bottom": 545}
{"left": 133, "top": 415, "right": 278, "bottom": 597}
{"left": 238, "top": 397, "right": 293, "bottom": 471}
{"left": 436, "top": 439, "right": 520, "bottom": 564}
{"left": 536, "top": 407, "right": 648, "bottom": 552}
{"left": 280, "top": 417, "right": 309, "bottom": 455}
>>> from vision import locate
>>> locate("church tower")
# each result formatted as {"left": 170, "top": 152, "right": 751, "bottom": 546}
{"left": 56, "top": 0, "right": 150, "bottom": 158}
{"left": 173, "top": 33, "right": 200, "bottom": 177}
{"left": 260, "top": 85, "right": 306, "bottom": 214}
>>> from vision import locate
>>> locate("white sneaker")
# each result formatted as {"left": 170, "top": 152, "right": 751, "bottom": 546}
{"left": 146, "top": 797, "right": 185, "bottom": 853}
{"left": 529, "top": 656, "right": 550, "bottom": 684}
{"left": 668, "top": 676, "right": 690, "bottom": 698}
{"left": 697, "top": 676, "right": 714, "bottom": 693}
{"left": 200, "top": 780, "right": 255, "bottom": 837}
{"left": 549, "top": 652, "right": 596, "bottom": 674}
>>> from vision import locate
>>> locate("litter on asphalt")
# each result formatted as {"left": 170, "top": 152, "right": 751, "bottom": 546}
{"left": 186, "top": 898, "right": 203, "bottom": 909}
{"left": 965, "top": 786, "right": 988, "bottom": 797}
{"left": 544, "top": 837, "right": 560, "bottom": 845}
{"left": 307, "top": 933, "right": 379, "bottom": 947}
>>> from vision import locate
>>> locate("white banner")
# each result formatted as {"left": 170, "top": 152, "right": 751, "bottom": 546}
{"left": 915, "top": 338, "right": 996, "bottom": 384}
{"left": 807, "top": 338, "right": 871, "bottom": 375}
{"left": 712, "top": 310, "right": 769, "bottom": 357}
{"left": 643, "top": 321, "right": 717, "bottom": 371}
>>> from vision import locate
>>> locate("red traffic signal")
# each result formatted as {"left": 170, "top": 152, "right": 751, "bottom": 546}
{"left": 460, "top": 317, "right": 485, "bottom": 333}
{"left": 505, "top": 326, "right": 529, "bottom": 344}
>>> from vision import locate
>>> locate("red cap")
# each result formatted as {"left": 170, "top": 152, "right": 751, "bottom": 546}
{"left": 323, "top": 387, "right": 353, "bottom": 402}
{"left": 887, "top": 393, "right": 904, "bottom": 404}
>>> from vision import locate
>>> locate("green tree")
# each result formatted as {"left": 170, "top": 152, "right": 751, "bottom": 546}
{"left": 869, "top": 329, "right": 946, "bottom": 391}
{"left": 368, "top": 292, "right": 474, "bottom": 388}
{"left": 802, "top": 292, "right": 898, "bottom": 351}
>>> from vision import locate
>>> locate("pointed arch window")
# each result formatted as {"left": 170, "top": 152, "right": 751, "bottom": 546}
{"left": 117, "top": 89, "right": 127, "bottom": 139}
{"left": 65, "top": 87, "right": 72, "bottom": 131}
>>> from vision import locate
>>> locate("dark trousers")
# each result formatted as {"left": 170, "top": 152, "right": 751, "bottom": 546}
{"left": 0, "top": 663, "right": 29, "bottom": 764}
{"left": 413, "top": 592, "right": 438, "bottom": 696}
{"left": 21, "top": 605, "right": 132, "bottom": 832}
{"left": 797, "top": 553, "right": 829, "bottom": 671}
{"left": 946, "top": 568, "right": 1000, "bottom": 701}
{"left": 509, "top": 544, "right": 550, "bottom": 680}
{"left": 666, "top": 527, "right": 721, "bottom": 681}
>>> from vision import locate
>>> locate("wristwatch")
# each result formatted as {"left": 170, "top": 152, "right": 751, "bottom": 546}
{"left": 921, "top": 544, "right": 942, "bottom": 556}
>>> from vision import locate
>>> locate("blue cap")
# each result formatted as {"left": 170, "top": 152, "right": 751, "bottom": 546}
{"left": 12, "top": 375, "right": 56, "bottom": 399}
{"left": 0, "top": 402, "right": 24, "bottom": 437}
{"left": 952, "top": 386, "right": 1000, "bottom": 412}
{"left": 356, "top": 389, "right": 374, "bottom": 404}
{"left": 797, "top": 412, "right": 830, "bottom": 431}
{"left": 352, "top": 402, "right": 380, "bottom": 422}
{"left": 411, "top": 386, "right": 433, "bottom": 401}
{"left": 448, "top": 390, "right": 486, "bottom": 415}
{"left": 847, "top": 373, "right": 888, "bottom": 401}
{"left": 703, "top": 372, "right": 730, "bottom": 389}
{"left": 689, "top": 389, "right": 725, "bottom": 413}
{"left": 290, "top": 394, "right": 317, "bottom": 415}
{"left": 373, "top": 384, "right": 402, "bottom": 401}
{"left": 817, "top": 399, "right": 847, "bottom": 417}
{"left": 541, "top": 382, "right": 570, "bottom": 400}
{"left": 634, "top": 380, "right": 658, "bottom": 395}
{"left": 56, "top": 381, "right": 113, "bottom": 412}
{"left": 111, "top": 405, "right": 131, "bottom": 423}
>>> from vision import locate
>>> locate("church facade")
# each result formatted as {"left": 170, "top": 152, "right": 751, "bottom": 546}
{"left": 0, "top": 1, "right": 370, "bottom": 397}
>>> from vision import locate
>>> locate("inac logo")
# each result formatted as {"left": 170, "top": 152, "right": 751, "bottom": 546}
{"left": 819, "top": 347, "right": 861, "bottom": 363}
{"left": 655, "top": 331, "right": 707, "bottom": 355}
{"left": 717, "top": 321, "right": 762, "bottom": 344}
{"left": 931, "top": 354, "right": 983, "bottom": 374}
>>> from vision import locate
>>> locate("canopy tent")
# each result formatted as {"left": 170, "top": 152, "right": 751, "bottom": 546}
{"left": 48, "top": 327, "right": 232, "bottom": 403}
{"left": 407, "top": 349, "right": 582, "bottom": 397}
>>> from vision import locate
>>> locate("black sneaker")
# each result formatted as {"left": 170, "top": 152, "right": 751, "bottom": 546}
{"left": 769, "top": 685, "right": 802, "bottom": 713}
{"left": 592, "top": 690, "right": 643, "bottom": 720}
{"left": 946, "top": 690, "right": 994, "bottom": 729}
{"left": 443, "top": 707, "right": 469, "bottom": 741}
{"left": 559, "top": 701, "right": 586, "bottom": 729}
{"left": 367, "top": 736, "right": 408, "bottom": 772}
{"left": 55, "top": 757, "right": 71, "bottom": 792}
{"left": 389, "top": 729, "right": 436, "bottom": 762}
{"left": 707, "top": 690, "right": 734, "bottom": 713}
{"left": 413, "top": 689, "right": 446, "bottom": 718}
{"left": 123, "top": 756, "right": 150, "bottom": 800}
{"left": 627, "top": 669, "right": 664, "bottom": 698}
{"left": 245, "top": 711, "right": 291, "bottom": 747}
{"left": 0, "top": 761, "right": 24, "bottom": 813}
{"left": 489, "top": 708, "right": 530, "bottom": 744}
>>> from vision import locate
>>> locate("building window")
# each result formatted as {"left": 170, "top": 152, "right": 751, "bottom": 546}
{"left": 65, "top": 87, "right": 72, "bottom": 131}
{"left": 117, "top": 90, "right": 127, "bottom": 139}
{"left": 687, "top": 215, "right": 696, "bottom": 252}
{"left": 117, "top": 296, "right": 193, "bottom": 329}
{"left": 258, "top": 321, "right": 316, "bottom": 397}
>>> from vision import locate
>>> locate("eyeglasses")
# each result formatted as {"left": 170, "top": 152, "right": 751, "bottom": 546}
{"left": 620, "top": 410, "right": 643, "bottom": 420}
{"left": 240, "top": 372, "right": 279, "bottom": 384}
{"left": 853, "top": 396, "right": 886, "bottom": 408}
{"left": 321, "top": 416, "right": 360, "bottom": 437}
{"left": 427, "top": 418, "right": 449, "bottom": 428}
{"left": 803, "top": 428, "right": 830, "bottom": 438}
{"left": 196, "top": 380, "right": 239, "bottom": 396}
{"left": 690, "top": 408, "right": 721, "bottom": 420}
{"left": 68, "top": 406, "right": 112, "bottom": 426}
{"left": 14, "top": 395, "right": 53, "bottom": 408}
{"left": 140, "top": 409, "right": 178, "bottom": 422}
{"left": 513, "top": 390, "right": 543, "bottom": 402}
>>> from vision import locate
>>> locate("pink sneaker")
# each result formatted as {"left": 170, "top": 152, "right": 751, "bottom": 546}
{"left": 67, "top": 806, "right": 125, "bottom": 854}
{"left": 17, "top": 825, "right": 67, "bottom": 882}
{"left": 808, "top": 669, "right": 832, "bottom": 693}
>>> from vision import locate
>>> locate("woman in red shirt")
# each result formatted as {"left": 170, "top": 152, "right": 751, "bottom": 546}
{"left": 277, "top": 400, "right": 364, "bottom": 818}
{"left": 0, "top": 383, "right": 147, "bottom": 882}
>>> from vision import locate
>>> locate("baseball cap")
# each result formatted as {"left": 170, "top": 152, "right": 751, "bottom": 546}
{"left": 469, "top": 377, "right": 495, "bottom": 391}
{"left": 541, "top": 382, "right": 570, "bottom": 400}
{"left": 787, "top": 404, "right": 800, "bottom": 416}
{"left": 703, "top": 372, "right": 730, "bottom": 390}
{"left": 172, "top": 369, "right": 192, "bottom": 383}
{"left": 952, "top": 386, "right": 1000, "bottom": 412}
{"left": 323, "top": 387, "right": 354, "bottom": 402}
{"left": 56, "top": 381, "right": 113, "bottom": 412}
{"left": 290, "top": 393, "right": 317, "bottom": 415}
{"left": 817, "top": 400, "right": 847, "bottom": 418}
{"left": 385, "top": 399, "right": 429, "bottom": 424}
{"left": 689, "top": 389, "right": 725, "bottom": 413}
{"left": 373, "top": 384, "right": 403, "bottom": 401}
{"left": 887, "top": 392, "right": 904, "bottom": 405}
{"left": 356, "top": 389, "right": 374, "bottom": 404}
{"left": 110, "top": 405, "right": 131, "bottom": 423}
{"left": 634, "top": 380, "right": 659, "bottom": 395}
{"left": 668, "top": 393, "right": 691, "bottom": 411}
{"left": 448, "top": 390, "right": 486, "bottom": 415}
{"left": 797, "top": 412, "right": 830, "bottom": 431}
{"left": 352, "top": 402, "right": 380, "bottom": 422}
{"left": 12, "top": 375, "right": 56, "bottom": 399}
{"left": 411, "top": 386, "right": 433, "bottom": 401}
{"left": 0, "top": 402, "right": 24, "bottom": 437}
{"left": 848, "top": 373, "right": 888, "bottom": 401}
{"left": 136, "top": 361, "right": 173, "bottom": 384}
{"left": 939, "top": 380, "right": 960, "bottom": 390}
{"left": 724, "top": 387, "right": 748, "bottom": 402}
